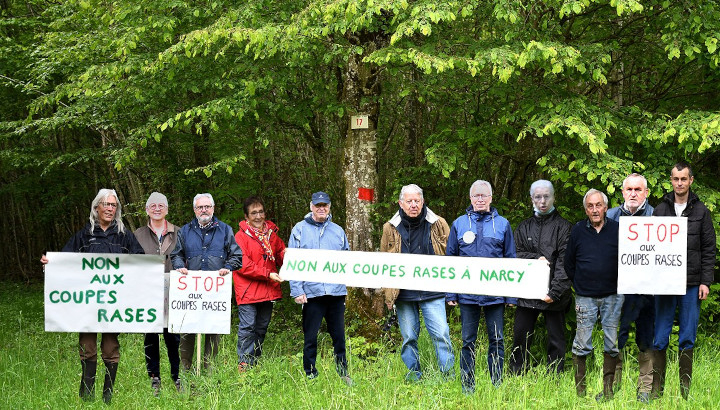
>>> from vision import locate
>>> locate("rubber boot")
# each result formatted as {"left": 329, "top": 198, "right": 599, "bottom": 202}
{"left": 79, "top": 360, "right": 97, "bottom": 401}
{"left": 573, "top": 354, "right": 587, "bottom": 397}
{"left": 679, "top": 348, "right": 693, "bottom": 400}
{"left": 636, "top": 350, "right": 653, "bottom": 403}
{"left": 650, "top": 349, "right": 666, "bottom": 399}
{"left": 612, "top": 350, "right": 623, "bottom": 393}
{"left": 102, "top": 361, "right": 118, "bottom": 404}
{"left": 596, "top": 352, "right": 618, "bottom": 401}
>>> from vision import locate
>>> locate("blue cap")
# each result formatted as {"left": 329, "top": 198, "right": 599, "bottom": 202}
{"left": 311, "top": 191, "right": 331, "bottom": 205}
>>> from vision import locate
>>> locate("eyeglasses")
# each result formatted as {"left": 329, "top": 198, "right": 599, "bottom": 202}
{"left": 471, "top": 194, "right": 491, "bottom": 201}
{"left": 532, "top": 195, "right": 551, "bottom": 201}
{"left": 148, "top": 204, "right": 166, "bottom": 210}
{"left": 403, "top": 199, "right": 422, "bottom": 205}
{"left": 249, "top": 210, "right": 265, "bottom": 216}
{"left": 194, "top": 205, "right": 213, "bottom": 211}
{"left": 99, "top": 202, "right": 118, "bottom": 209}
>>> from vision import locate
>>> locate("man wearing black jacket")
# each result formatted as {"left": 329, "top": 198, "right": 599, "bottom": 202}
{"left": 651, "top": 162, "right": 716, "bottom": 400}
{"left": 509, "top": 180, "right": 572, "bottom": 376}
{"left": 41, "top": 188, "right": 145, "bottom": 404}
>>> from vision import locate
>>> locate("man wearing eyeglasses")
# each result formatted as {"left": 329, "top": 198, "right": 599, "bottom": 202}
{"left": 41, "top": 188, "right": 144, "bottom": 404}
{"left": 606, "top": 173, "right": 654, "bottom": 402}
{"left": 565, "top": 189, "right": 622, "bottom": 401}
{"left": 446, "top": 180, "right": 515, "bottom": 393}
{"left": 133, "top": 192, "right": 182, "bottom": 394}
{"left": 380, "top": 184, "right": 454, "bottom": 383}
{"left": 171, "top": 193, "right": 242, "bottom": 373}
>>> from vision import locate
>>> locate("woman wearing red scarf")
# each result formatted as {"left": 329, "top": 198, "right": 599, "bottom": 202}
{"left": 233, "top": 196, "right": 286, "bottom": 372}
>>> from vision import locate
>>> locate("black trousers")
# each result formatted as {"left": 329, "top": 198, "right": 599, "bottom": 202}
{"left": 144, "top": 329, "right": 180, "bottom": 381}
{"left": 302, "top": 295, "right": 347, "bottom": 377}
{"left": 509, "top": 306, "right": 566, "bottom": 374}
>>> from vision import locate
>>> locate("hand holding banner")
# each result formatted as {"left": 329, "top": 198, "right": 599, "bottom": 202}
{"left": 618, "top": 216, "right": 687, "bottom": 295}
{"left": 168, "top": 270, "right": 232, "bottom": 334}
{"left": 280, "top": 248, "right": 550, "bottom": 299}
{"left": 44, "top": 252, "right": 164, "bottom": 333}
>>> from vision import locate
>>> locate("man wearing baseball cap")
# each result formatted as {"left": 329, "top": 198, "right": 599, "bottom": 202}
{"left": 288, "top": 192, "right": 351, "bottom": 385}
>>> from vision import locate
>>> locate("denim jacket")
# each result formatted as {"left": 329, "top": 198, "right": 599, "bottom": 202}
{"left": 288, "top": 213, "right": 349, "bottom": 298}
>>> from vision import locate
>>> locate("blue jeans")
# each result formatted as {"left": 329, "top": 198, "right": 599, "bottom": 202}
{"left": 236, "top": 301, "right": 273, "bottom": 366}
{"left": 617, "top": 294, "right": 655, "bottom": 351}
{"left": 459, "top": 303, "right": 504, "bottom": 387}
{"left": 653, "top": 286, "right": 701, "bottom": 351}
{"left": 572, "top": 294, "right": 624, "bottom": 357}
{"left": 396, "top": 298, "right": 454, "bottom": 379}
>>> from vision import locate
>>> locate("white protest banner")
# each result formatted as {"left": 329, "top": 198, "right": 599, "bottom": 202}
{"left": 279, "top": 248, "right": 550, "bottom": 299}
{"left": 618, "top": 216, "right": 687, "bottom": 295}
{"left": 44, "top": 252, "right": 164, "bottom": 333}
{"left": 168, "top": 271, "right": 232, "bottom": 334}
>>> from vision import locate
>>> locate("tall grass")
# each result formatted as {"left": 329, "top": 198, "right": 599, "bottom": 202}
{"left": 1, "top": 281, "right": 717, "bottom": 409}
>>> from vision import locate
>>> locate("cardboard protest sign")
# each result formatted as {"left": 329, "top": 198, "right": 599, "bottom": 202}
{"left": 279, "top": 248, "right": 550, "bottom": 299}
{"left": 168, "top": 271, "right": 232, "bottom": 334}
{"left": 618, "top": 216, "right": 687, "bottom": 295}
{"left": 44, "top": 252, "right": 165, "bottom": 333}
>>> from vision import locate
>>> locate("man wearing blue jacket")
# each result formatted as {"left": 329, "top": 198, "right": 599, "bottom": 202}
{"left": 447, "top": 180, "right": 516, "bottom": 393}
{"left": 289, "top": 192, "right": 351, "bottom": 384}
{"left": 171, "top": 193, "right": 243, "bottom": 372}
{"left": 606, "top": 173, "right": 654, "bottom": 402}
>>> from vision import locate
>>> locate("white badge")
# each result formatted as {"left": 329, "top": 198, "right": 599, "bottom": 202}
{"left": 462, "top": 231, "right": 476, "bottom": 244}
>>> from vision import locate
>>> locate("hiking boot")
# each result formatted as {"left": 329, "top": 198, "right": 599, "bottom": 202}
{"left": 341, "top": 375, "right": 353, "bottom": 387}
{"left": 150, "top": 376, "right": 161, "bottom": 397}
{"left": 174, "top": 379, "right": 183, "bottom": 393}
{"left": 462, "top": 383, "right": 476, "bottom": 395}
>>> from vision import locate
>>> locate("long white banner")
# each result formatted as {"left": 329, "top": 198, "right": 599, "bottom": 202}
{"left": 168, "top": 271, "right": 232, "bottom": 334}
{"left": 279, "top": 248, "right": 550, "bottom": 299}
{"left": 44, "top": 252, "right": 165, "bottom": 333}
{"left": 618, "top": 216, "right": 687, "bottom": 295}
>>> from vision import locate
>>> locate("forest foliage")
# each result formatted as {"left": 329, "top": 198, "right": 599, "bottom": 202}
{"left": 2, "top": 0, "right": 720, "bottom": 327}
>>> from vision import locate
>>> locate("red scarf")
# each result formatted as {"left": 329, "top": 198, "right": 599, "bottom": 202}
{"left": 247, "top": 223, "right": 275, "bottom": 261}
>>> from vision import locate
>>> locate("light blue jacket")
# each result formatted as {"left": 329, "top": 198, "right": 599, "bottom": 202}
{"left": 446, "top": 206, "right": 517, "bottom": 306}
{"left": 289, "top": 213, "right": 349, "bottom": 298}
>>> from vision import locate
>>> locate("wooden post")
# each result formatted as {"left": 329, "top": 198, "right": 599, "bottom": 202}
{"left": 196, "top": 334, "right": 201, "bottom": 376}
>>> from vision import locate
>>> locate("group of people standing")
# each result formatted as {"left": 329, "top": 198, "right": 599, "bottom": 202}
{"left": 42, "top": 161, "right": 714, "bottom": 403}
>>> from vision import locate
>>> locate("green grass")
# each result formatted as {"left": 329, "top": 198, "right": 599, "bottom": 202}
{"left": 1, "top": 281, "right": 718, "bottom": 409}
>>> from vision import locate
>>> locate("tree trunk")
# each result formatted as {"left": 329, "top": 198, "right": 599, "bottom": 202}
{"left": 341, "top": 37, "right": 387, "bottom": 340}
